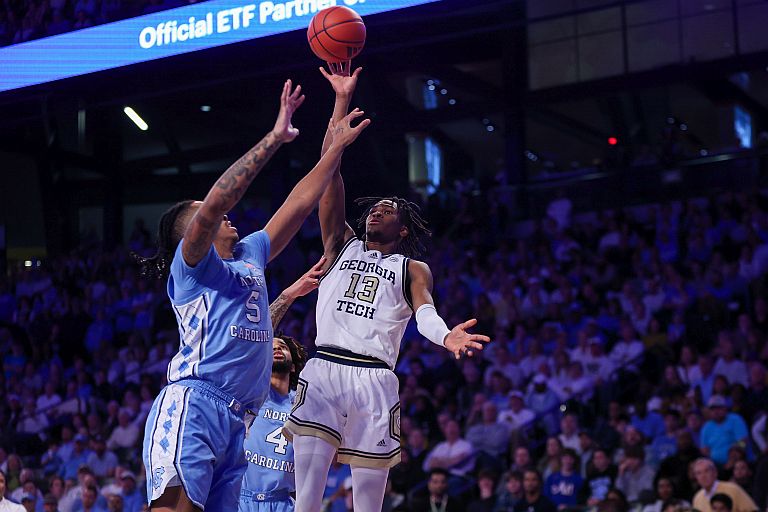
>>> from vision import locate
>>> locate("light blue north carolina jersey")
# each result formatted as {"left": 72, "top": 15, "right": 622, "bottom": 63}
{"left": 167, "top": 231, "right": 273, "bottom": 409}
{"left": 242, "top": 388, "right": 296, "bottom": 494}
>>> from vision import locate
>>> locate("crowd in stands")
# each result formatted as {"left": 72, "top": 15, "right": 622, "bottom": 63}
{"left": 1, "top": 185, "right": 768, "bottom": 512}
{"left": 0, "top": 0, "right": 211, "bottom": 46}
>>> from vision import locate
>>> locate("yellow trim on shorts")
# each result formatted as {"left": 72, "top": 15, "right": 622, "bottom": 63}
{"left": 282, "top": 419, "right": 342, "bottom": 448}
{"left": 337, "top": 448, "right": 401, "bottom": 469}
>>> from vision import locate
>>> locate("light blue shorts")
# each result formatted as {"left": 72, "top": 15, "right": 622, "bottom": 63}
{"left": 143, "top": 379, "right": 248, "bottom": 511}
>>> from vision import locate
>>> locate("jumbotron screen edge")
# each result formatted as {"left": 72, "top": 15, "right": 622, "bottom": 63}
{"left": 0, "top": 0, "right": 441, "bottom": 93}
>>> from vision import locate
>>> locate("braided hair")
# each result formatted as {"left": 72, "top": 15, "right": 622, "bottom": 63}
{"left": 354, "top": 196, "right": 431, "bottom": 258}
{"left": 274, "top": 333, "right": 307, "bottom": 391}
{"left": 132, "top": 200, "right": 196, "bottom": 280}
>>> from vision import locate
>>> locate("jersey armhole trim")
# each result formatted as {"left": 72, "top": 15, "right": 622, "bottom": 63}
{"left": 318, "top": 236, "right": 358, "bottom": 283}
{"left": 402, "top": 258, "right": 414, "bottom": 311}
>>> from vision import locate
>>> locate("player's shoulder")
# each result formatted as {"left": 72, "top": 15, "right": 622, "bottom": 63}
{"left": 406, "top": 258, "right": 431, "bottom": 275}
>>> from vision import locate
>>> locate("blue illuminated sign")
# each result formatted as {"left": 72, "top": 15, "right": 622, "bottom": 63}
{"left": 0, "top": 0, "right": 439, "bottom": 93}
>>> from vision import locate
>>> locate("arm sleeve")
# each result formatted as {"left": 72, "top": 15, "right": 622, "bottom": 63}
{"left": 170, "top": 241, "right": 227, "bottom": 291}
{"left": 238, "top": 230, "right": 271, "bottom": 267}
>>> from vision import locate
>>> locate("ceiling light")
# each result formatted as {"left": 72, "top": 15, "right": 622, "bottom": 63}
{"left": 200, "top": 105, "right": 211, "bottom": 112}
{"left": 440, "top": 89, "right": 447, "bottom": 95}
{"left": 123, "top": 107, "right": 148, "bottom": 131}
{"left": 448, "top": 98, "right": 456, "bottom": 105}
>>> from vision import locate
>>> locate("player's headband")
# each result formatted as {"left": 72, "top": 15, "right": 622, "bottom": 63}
{"left": 374, "top": 199, "right": 398, "bottom": 210}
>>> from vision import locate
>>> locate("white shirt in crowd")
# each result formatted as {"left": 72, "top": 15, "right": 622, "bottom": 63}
{"left": 498, "top": 407, "right": 535, "bottom": 430}
{"left": 713, "top": 358, "right": 749, "bottom": 387}
{"left": 422, "top": 439, "right": 475, "bottom": 476}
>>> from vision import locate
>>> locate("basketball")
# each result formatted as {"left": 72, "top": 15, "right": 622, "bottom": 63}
{"left": 307, "top": 6, "right": 366, "bottom": 64}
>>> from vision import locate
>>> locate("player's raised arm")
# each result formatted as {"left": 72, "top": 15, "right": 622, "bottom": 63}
{"left": 317, "top": 67, "right": 361, "bottom": 260}
{"left": 182, "top": 80, "right": 304, "bottom": 267}
{"left": 408, "top": 260, "right": 491, "bottom": 359}
{"left": 269, "top": 256, "right": 326, "bottom": 329}
{"left": 264, "top": 108, "right": 370, "bottom": 262}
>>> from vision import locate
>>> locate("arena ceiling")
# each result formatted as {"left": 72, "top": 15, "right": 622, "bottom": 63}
{"left": 0, "top": 0, "right": 767, "bottom": 205}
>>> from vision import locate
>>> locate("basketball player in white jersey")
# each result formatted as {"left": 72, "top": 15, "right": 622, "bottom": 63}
{"left": 283, "top": 67, "right": 491, "bottom": 512}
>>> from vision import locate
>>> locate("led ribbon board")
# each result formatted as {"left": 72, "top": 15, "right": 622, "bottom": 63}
{"left": 0, "top": 0, "right": 440, "bottom": 93}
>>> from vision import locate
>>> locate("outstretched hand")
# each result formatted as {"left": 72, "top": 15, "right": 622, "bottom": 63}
{"left": 319, "top": 66, "right": 362, "bottom": 96}
{"left": 272, "top": 79, "right": 305, "bottom": 143}
{"left": 284, "top": 256, "right": 326, "bottom": 299}
{"left": 444, "top": 318, "right": 491, "bottom": 360}
{"left": 329, "top": 108, "right": 370, "bottom": 148}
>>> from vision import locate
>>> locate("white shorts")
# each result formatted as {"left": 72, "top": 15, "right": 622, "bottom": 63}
{"left": 283, "top": 347, "right": 401, "bottom": 469}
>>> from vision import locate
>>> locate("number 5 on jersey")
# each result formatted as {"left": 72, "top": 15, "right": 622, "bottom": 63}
{"left": 245, "top": 290, "right": 261, "bottom": 323}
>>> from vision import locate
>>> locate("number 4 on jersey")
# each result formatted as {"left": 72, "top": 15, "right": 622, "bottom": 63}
{"left": 266, "top": 426, "right": 288, "bottom": 455}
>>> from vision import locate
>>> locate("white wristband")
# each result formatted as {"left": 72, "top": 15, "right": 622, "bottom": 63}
{"left": 415, "top": 304, "right": 451, "bottom": 347}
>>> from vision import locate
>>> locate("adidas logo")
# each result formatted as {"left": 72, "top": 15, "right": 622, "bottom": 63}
{"left": 376, "top": 439, "right": 386, "bottom": 447}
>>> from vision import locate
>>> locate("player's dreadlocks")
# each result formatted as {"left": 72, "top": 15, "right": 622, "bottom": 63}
{"left": 275, "top": 333, "right": 307, "bottom": 390}
{"left": 355, "top": 196, "right": 431, "bottom": 258}
{"left": 132, "top": 200, "right": 196, "bottom": 280}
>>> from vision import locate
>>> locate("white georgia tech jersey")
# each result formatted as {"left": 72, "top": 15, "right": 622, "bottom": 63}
{"left": 315, "top": 237, "right": 413, "bottom": 369}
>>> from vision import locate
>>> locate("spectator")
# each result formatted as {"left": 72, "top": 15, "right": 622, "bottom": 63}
{"left": 691, "top": 354, "right": 717, "bottom": 404}
{"left": 649, "top": 411, "right": 681, "bottom": 468}
{"left": 610, "top": 324, "right": 644, "bottom": 369}
{"left": 411, "top": 468, "right": 465, "bottom": 512}
{"left": 423, "top": 419, "right": 475, "bottom": 476}
{"left": 468, "top": 470, "right": 498, "bottom": 512}
{"left": 744, "top": 363, "right": 768, "bottom": 422}
{"left": 526, "top": 375, "right": 560, "bottom": 435}
{"left": 85, "top": 436, "right": 117, "bottom": 479}
{"left": 466, "top": 402, "right": 511, "bottom": 471}
{"left": 691, "top": 458, "right": 757, "bottom": 512}
{"left": 714, "top": 335, "right": 749, "bottom": 388}
{"left": 0, "top": 469, "right": 25, "bottom": 511}
{"left": 73, "top": 485, "right": 105, "bottom": 512}
{"left": 631, "top": 400, "right": 665, "bottom": 441}
{"left": 657, "top": 429, "right": 701, "bottom": 500}
{"left": 558, "top": 413, "right": 581, "bottom": 455}
{"left": 543, "top": 448, "right": 583, "bottom": 508}
{"left": 116, "top": 472, "right": 142, "bottom": 512}
{"left": 711, "top": 493, "right": 734, "bottom": 512}
{"left": 59, "top": 434, "right": 91, "bottom": 482}
{"left": 498, "top": 392, "right": 535, "bottom": 431}
{"left": 700, "top": 396, "right": 749, "bottom": 465}
{"left": 641, "top": 477, "right": 687, "bottom": 512}
{"left": 511, "top": 447, "right": 533, "bottom": 473}
{"left": 537, "top": 438, "right": 562, "bottom": 481}
{"left": 42, "top": 494, "right": 59, "bottom": 512}
{"left": 615, "top": 445, "right": 655, "bottom": 502}
{"left": 495, "top": 471, "right": 524, "bottom": 512}
{"left": 513, "top": 469, "right": 557, "bottom": 512}
{"left": 105, "top": 409, "right": 138, "bottom": 453}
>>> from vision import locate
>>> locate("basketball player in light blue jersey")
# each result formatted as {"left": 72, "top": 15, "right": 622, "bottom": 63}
{"left": 136, "top": 80, "right": 371, "bottom": 512}
{"left": 238, "top": 259, "right": 321, "bottom": 512}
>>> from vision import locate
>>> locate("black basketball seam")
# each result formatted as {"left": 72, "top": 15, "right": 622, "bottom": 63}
{"left": 322, "top": 18, "right": 365, "bottom": 32}
{"left": 314, "top": 29, "right": 346, "bottom": 61}
{"left": 320, "top": 6, "right": 340, "bottom": 31}
{"left": 310, "top": 10, "right": 321, "bottom": 39}
{"left": 322, "top": 30, "right": 366, "bottom": 45}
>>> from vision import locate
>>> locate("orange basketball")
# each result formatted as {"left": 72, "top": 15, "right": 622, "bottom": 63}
{"left": 307, "top": 6, "right": 366, "bottom": 63}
